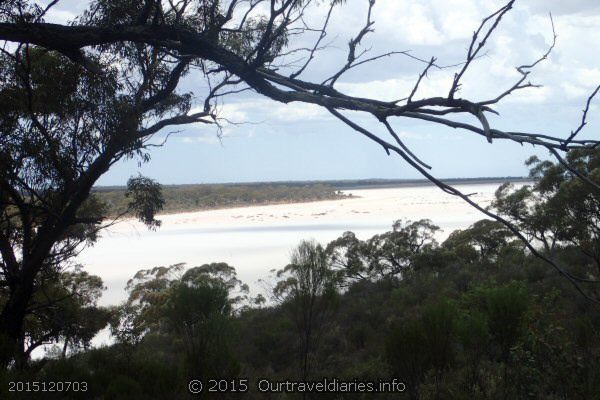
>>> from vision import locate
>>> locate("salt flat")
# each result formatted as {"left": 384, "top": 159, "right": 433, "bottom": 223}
{"left": 78, "top": 182, "right": 520, "bottom": 305}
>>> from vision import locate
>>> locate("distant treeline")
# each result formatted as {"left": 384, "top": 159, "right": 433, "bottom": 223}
{"left": 93, "top": 182, "right": 349, "bottom": 215}
{"left": 327, "top": 176, "right": 530, "bottom": 190}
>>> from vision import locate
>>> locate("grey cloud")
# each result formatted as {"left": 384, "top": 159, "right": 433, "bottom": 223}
{"left": 525, "top": 0, "right": 600, "bottom": 16}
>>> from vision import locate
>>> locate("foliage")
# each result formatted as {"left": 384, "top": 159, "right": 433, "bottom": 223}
{"left": 110, "top": 262, "right": 244, "bottom": 383}
{"left": 443, "top": 219, "right": 517, "bottom": 262}
{"left": 0, "top": 27, "right": 181, "bottom": 363}
{"left": 0, "top": 268, "right": 109, "bottom": 365}
{"left": 273, "top": 240, "right": 339, "bottom": 380}
{"left": 494, "top": 150, "right": 600, "bottom": 270}
{"left": 386, "top": 300, "right": 458, "bottom": 399}
{"left": 125, "top": 176, "right": 165, "bottom": 230}
{"left": 326, "top": 219, "right": 439, "bottom": 283}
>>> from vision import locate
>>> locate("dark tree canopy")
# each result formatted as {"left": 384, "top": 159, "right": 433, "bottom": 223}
{"left": 493, "top": 149, "right": 600, "bottom": 298}
{"left": 326, "top": 219, "right": 439, "bottom": 283}
{"left": 110, "top": 262, "right": 243, "bottom": 379}
{"left": 273, "top": 240, "right": 339, "bottom": 380}
{"left": 0, "top": 9, "right": 210, "bottom": 364}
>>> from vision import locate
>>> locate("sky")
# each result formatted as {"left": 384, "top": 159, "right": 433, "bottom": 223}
{"left": 39, "top": 0, "right": 600, "bottom": 185}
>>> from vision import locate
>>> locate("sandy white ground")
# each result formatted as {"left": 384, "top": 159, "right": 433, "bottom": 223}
{"left": 106, "top": 184, "right": 497, "bottom": 234}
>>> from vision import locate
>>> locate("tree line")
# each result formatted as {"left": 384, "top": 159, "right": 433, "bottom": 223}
{"left": 95, "top": 182, "right": 348, "bottom": 216}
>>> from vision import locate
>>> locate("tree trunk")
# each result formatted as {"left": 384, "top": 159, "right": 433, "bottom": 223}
{"left": 0, "top": 280, "right": 34, "bottom": 368}
{"left": 62, "top": 336, "right": 70, "bottom": 359}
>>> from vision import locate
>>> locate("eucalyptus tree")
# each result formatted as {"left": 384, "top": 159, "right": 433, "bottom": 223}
{"left": 26, "top": 269, "right": 110, "bottom": 360}
{"left": 0, "top": 3, "right": 213, "bottom": 364}
{"left": 443, "top": 219, "right": 517, "bottom": 262}
{"left": 326, "top": 219, "right": 439, "bottom": 284}
{"left": 493, "top": 149, "right": 600, "bottom": 287}
{"left": 366, "top": 219, "right": 439, "bottom": 279}
{"left": 113, "top": 262, "right": 248, "bottom": 343}
{"left": 111, "top": 262, "right": 246, "bottom": 377}
{"left": 0, "top": 267, "right": 109, "bottom": 367}
{"left": 274, "top": 240, "right": 339, "bottom": 381}
{"left": 1, "top": 0, "right": 600, "bottom": 365}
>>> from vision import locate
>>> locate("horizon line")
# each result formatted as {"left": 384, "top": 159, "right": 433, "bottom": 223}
{"left": 94, "top": 176, "right": 530, "bottom": 189}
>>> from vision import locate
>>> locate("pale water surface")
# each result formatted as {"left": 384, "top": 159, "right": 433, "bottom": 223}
{"left": 77, "top": 182, "right": 520, "bottom": 306}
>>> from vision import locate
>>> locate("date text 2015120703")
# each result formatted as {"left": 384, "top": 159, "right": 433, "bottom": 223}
{"left": 8, "top": 381, "right": 88, "bottom": 393}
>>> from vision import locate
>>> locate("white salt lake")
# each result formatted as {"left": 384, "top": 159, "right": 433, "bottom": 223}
{"left": 77, "top": 182, "right": 523, "bottom": 306}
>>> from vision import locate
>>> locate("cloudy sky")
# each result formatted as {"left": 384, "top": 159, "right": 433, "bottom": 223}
{"left": 41, "top": 0, "right": 600, "bottom": 185}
